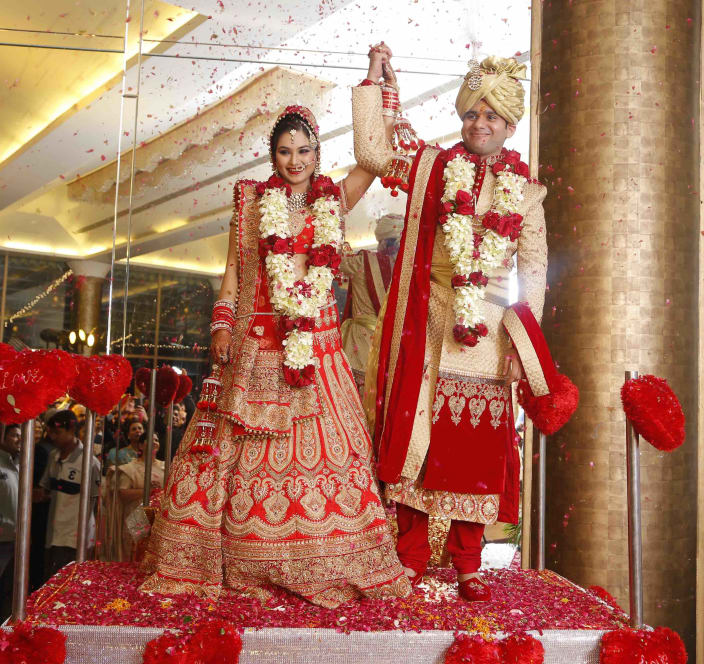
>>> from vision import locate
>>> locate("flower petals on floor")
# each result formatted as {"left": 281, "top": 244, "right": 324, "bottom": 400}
{"left": 26, "top": 562, "right": 629, "bottom": 634}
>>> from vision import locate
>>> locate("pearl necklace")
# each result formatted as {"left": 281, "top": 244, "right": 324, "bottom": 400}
{"left": 287, "top": 192, "right": 308, "bottom": 212}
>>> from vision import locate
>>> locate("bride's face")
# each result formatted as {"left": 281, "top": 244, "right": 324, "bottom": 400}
{"left": 274, "top": 128, "right": 317, "bottom": 190}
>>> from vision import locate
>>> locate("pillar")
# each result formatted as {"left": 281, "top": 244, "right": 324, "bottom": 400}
{"left": 68, "top": 260, "right": 111, "bottom": 356}
{"left": 539, "top": 0, "right": 699, "bottom": 653}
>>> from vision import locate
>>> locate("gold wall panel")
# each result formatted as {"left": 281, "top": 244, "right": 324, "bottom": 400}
{"left": 539, "top": 0, "right": 699, "bottom": 654}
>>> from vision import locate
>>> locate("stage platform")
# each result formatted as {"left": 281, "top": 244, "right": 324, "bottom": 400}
{"left": 18, "top": 562, "right": 629, "bottom": 663}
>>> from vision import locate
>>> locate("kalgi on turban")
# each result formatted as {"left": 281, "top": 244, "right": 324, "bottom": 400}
{"left": 455, "top": 56, "right": 528, "bottom": 125}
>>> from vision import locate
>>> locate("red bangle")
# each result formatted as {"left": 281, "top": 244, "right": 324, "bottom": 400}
{"left": 360, "top": 78, "right": 378, "bottom": 86}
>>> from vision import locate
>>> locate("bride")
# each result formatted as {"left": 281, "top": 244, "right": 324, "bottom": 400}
{"left": 141, "top": 50, "right": 412, "bottom": 608}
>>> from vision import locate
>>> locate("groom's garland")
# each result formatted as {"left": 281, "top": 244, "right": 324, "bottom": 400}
{"left": 439, "top": 144, "right": 530, "bottom": 348}
{"left": 257, "top": 175, "right": 342, "bottom": 387}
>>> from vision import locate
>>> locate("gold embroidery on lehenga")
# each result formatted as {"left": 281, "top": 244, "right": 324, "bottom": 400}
{"left": 140, "top": 181, "right": 411, "bottom": 608}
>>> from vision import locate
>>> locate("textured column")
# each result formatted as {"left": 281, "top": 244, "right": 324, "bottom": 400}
{"left": 539, "top": 0, "right": 699, "bottom": 653}
{"left": 68, "top": 260, "right": 110, "bottom": 356}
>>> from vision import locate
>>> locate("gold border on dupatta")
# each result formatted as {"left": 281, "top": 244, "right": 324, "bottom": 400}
{"left": 381, "top": 147, "right": 441, "bottom": 431}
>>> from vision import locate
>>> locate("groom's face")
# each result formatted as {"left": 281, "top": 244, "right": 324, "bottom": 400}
{"left": 461, "top": 100, "right": 516, "bottom": 156}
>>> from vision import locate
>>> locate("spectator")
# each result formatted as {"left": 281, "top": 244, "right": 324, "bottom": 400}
{"left": 36, "top": 410, "right": 100, "bottom": 579}
{"left": 0, "top": 424, "right": 21, "bottom": 618}
{"left": 104, "top": 432, "right": 163, "bottom": 561}
{"left": 103, "top": 396, "right": 147, "bottom": 460}
{"left": 106, "top": 417, "right": 144, "bottom": 467}
{"left": 155, "top": 402, "right": 188, "bottom": 462}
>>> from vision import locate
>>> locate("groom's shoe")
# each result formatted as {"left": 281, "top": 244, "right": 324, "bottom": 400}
{"left": 458, "top": 576, "right": 491, "bottom": 602}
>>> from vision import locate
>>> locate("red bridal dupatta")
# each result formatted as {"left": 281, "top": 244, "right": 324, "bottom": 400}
{"left": 369, "top": 145, "right": 445, "bottom": 483}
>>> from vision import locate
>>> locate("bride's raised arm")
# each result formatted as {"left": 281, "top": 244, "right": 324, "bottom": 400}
{"left": 340, "top": 43, "right": 397, "bottom": 211}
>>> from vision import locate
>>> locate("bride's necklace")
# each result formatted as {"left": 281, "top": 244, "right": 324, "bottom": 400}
{"left": 287, "top": 191, "right": 307, "bottom": 212}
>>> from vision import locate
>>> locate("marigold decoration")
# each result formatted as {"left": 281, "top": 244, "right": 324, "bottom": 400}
{"left": 0, "top": 622, "right": 66, "bottom": 664}
{"left": 257, "top": 173, "right": 342, "bottom": 387}
{"left": 174, "top": 374, "right": 193, "bottom": 403}
{"left": 142, "top": 621, "right": 242, "bottom": 664}
{"left": 600, "top": 626, "right": 687, "bottom": 664}
{"left": 439, "top": 145, "right": 528, "bottom": 349}
{"left": 620, "top": 375, "right": 685, "bottom": 452}
{"left": 588, "top": 585, "right": 623, "bottom": 612}
{"left": 0, "top": 345, "right": 78, "bottom": 425}
{"left": 68, "top": 354, "right": 133, "bottom": 416}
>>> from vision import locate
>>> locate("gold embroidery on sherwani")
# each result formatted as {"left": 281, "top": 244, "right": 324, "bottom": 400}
{"left": 502, "top": 306, "right": 549, "bottom": 395}
{"left": 386, "top": 170, "right": 547, "bottom": 525}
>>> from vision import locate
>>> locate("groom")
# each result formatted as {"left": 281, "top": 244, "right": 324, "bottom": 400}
{"left": 354, "top": 48, "right": 548, "bottom": 600}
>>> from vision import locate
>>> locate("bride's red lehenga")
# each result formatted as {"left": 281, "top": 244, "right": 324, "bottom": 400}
{"left": 141, "top": 128, "right": 411, "bottom": 607}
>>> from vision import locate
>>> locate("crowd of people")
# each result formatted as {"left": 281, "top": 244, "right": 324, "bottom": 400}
{"left": 0, "top": 389, "right": 194, "bottom": 620}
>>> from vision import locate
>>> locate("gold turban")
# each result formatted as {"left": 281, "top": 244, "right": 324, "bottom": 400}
{"left": 455, "top": 56, "right": 527, "bottom": 125}
{"left": 374, "top": 213, "right": 404, "bottom": 242}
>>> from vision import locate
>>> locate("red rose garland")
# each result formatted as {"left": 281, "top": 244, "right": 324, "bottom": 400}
{"left": 600, "top": 627, "right": 686, "bottom": 664}
{"left": 620, "top": 375, "right": 685, "bottom": 452}
{"left": 142, "top": 621, "right": 242, "bottom": 664}
{"left": 438, "top": 145, "right": 530, "bottom": 348}
{"left": 257, "top": 174, "right": 342, "bottom": 387}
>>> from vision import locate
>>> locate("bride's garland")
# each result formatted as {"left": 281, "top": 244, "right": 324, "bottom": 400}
{"left": 257, "top": 175, "right": 342, "bottom": 387}
{"left": 439, "top": 144, "right": 529, "bottom": 347}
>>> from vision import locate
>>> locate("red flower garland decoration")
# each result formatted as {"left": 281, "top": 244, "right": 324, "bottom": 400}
{"left": 501, "top": 633, "right": 545, "bottom": 664}
{"left": 143, "top": 621, "right": 242, "bottom": 664}
{"left": 135, "top": 367, "right": 151, "bottom": 396}
{"left": 620, "top": 375, "right": 685, "bottom": 452}
{"left": 69, "top": 354, "right": 133, "bottom": 416}
{"left": 135, "top": 366, "right": 182, "bottom": 407}
{"left": 517, "top": 373, "right": 580, "bottom": 436}
{"left": 174, "top": 374, "right": 193, "bottom": 404}
{"left": 155, "top": 366, "right": 180, "bottom": 407}
{"left": 444, "top": 634, "right": 502, "bottom": 664}
{"left": 0, "top": 622, "right": 66, "bottom": 664}
{"left": 0, "top": 345, "right": 78, "bottom": 425}
{"left": 600, "top": 627, "right": 686, "bottom": 664}
{"left": 444, "top": 632, "right": 544, "bottom": 664}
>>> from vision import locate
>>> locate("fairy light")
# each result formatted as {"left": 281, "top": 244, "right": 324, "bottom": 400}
{"left": 7, "top": 269, "right": 73, "bottom": 323}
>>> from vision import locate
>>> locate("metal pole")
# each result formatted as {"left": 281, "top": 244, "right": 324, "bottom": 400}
{"left": 163, "top": 401, "right": 174, "bottom": 485}
{"left": 76, "top": 410, "right": 96, "bottom": 563}
{"left": 521, "top": 418, "right": 534, "bottom": 569}
{"left": 11, "top": 420, "right": 35, "bottom": 623}
{"left": 625, "top": 369, "right": 643, "bottom": 627}
{"left": 143, "top": 368, "right": 157, "bottom": 506}
{"left": 535, "top": 430, "right": 547, "bottom": 570}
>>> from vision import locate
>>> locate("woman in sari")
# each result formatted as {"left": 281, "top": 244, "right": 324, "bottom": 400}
{"left": 142, "top": 57, "right": 412, "bottom": 609}
{"left": 103, "top": 433, "right": 164, "bottom": 561}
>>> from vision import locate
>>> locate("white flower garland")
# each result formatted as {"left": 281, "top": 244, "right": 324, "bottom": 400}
{"left": 259, "top": 185, "right": 342, "bottom": 374}
{"left": 440, "top": 152, "right": 527, "bottom": 346}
